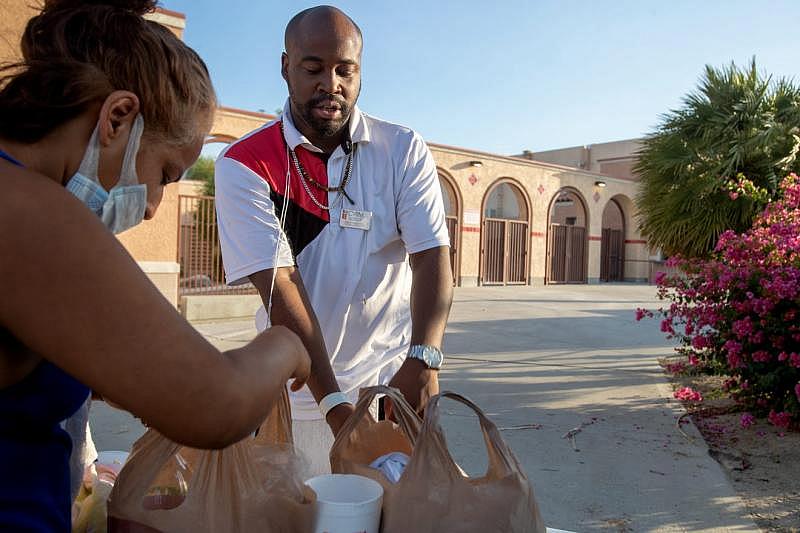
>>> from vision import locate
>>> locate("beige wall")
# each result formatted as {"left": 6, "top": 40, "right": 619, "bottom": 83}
{"left": 521, "top": 138, "right": 643, "bottom": 182}
{"left": 116, "top": 183, "right": 180, "bottom": 262}
{"left": 430, "top": 144, "right": 646, "bottom": 285}
{"left": 0, "top": 0, "right": 37, "bottom": 63}
{"left": 1, "top": 3, "right": 185, "bottom": 65}
{"left": 211, "top": 107, "right": 275, "bottom": 141}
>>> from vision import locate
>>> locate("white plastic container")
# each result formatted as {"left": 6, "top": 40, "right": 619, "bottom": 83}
{"left": 305, "top": 474, "right": 383, "bottom": 533}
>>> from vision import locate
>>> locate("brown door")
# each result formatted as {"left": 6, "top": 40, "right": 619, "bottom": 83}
{"left": 506, "top": 221, "right": 528, "bottom": 284}
{"left": 445, "top": 215, "right": 458, "bottom": 285}
{"left": 600, "top": 228, "right": 624, "bottom": 281}
{"left": 548, "top": 224, "right": 586, "bottom": 283}
{"left": 482, "top": 219, "right": 505, "bottom": 285}
{"left": 482, "top": 218, "right": 529, "bottom": 285}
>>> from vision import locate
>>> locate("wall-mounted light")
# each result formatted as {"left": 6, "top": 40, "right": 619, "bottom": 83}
{"left": 594, "top": 180, "right": 607, "bottom": 188}
{"left": 468, "top": 160, "right": 483, "bottom": 168}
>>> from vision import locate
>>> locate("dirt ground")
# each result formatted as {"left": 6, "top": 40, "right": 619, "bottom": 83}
{"left": 662, "top": 360, "right": 800, "bottom": 532}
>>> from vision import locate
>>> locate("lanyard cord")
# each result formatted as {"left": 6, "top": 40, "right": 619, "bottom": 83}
{"left": 280, "top": 121, "right": 355, "bottom": 210}
{"left": 266, "top": 147, "right": 293, "bottom": 322}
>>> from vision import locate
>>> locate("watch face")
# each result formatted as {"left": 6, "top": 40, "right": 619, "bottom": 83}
{"left": 421, "top": 346, "right": 443, "bottom": 368}
{"left": 409, "top": 345, "right": 443, "bottom": 368}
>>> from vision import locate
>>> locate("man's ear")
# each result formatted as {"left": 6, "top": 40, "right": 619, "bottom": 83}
{"left": 281, "top": 52, "right": 290, "bottom": 82}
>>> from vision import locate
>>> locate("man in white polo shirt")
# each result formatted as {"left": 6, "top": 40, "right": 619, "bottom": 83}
{"left": 214, "top": 6, "right": 453, "bottom": 475}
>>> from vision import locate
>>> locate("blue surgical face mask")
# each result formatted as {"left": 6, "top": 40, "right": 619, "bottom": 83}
{"left": 66, "top": 115, "right": 147, "bottom": 234}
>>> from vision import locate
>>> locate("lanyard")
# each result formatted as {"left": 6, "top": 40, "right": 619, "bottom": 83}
{"left": 280, "top": 121, "right": 355, "bottom": 211}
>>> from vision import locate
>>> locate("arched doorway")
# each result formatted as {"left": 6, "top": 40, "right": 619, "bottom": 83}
{"left": 600, "top": 199, "right": 625, "bottom": 282}
{"left": 547, "top": 188, "right": 588, "bottom": 283}
{"left": 439, "top": 172, "right": 461, "bottom": 286}
{"left": 481, "top": 180, "right": 530, "bottom": 285}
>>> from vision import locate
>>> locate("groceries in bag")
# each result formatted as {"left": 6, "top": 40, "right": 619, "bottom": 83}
{"left": 107, "top": 387, "right": 314, "bottom": 533}
{"left": 381, "top": 391, "right": 547, "bottom": 533}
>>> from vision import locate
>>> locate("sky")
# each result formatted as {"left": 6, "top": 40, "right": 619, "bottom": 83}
{"left": 161, "top": 0, "right": 800, "bottom": 158}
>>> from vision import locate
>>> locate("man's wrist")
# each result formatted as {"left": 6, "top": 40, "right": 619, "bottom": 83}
{"left": 325, "top": 402, "right": 354, "bottom": 421}
{"left": 406, "top": 344, "right": 444, "bottom": 369}
{"left": 318, "top": 391, "right": 351, "bottom": 418}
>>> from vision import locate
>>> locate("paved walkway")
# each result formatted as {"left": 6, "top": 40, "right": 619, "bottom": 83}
{"left": 91, "top": 285, "right": 759, "bottom": 532}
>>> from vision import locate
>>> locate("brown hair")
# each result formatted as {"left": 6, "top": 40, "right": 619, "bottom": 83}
{"left": 0, "top": 0, "right": 216, "bottom": 145}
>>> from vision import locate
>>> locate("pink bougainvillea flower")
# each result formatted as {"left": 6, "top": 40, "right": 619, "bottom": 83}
{"left": 691, "top": 335, "right": 711, "bottom": 350}
{"left": 740, "top": 413, "right": 755, "bottom": 429}
{"left": 752, "top": 350, "right": 771, "bottom": 363}
{"left": 767, "top": 410, "right": 792, "bottom": 429}
{"left": 665, "top": 362, "right": 686, "bottom": 374}
{"left": 674, "top": 387, "right": 703, "bottom": 402}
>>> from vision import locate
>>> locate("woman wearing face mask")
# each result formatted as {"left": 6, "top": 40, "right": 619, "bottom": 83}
{"left": 0, "top": 1, "right": 311, "bottom": 530}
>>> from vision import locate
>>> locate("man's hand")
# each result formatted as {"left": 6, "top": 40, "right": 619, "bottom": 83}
{"left": 386, "top": 358, "right": 439, "bottom": 420}
{"left": 325, "top": 402, "right": 355, "bottom": 436}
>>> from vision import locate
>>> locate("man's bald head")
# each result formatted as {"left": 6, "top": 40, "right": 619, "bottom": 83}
{"left": 281, "top": 6, "right": 363, "bottom": 152}
{"left": 284, "top": 6, "right": 362, "bottom": 54}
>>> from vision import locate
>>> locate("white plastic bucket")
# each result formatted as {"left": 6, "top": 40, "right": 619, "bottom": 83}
{"left": 305, "top": 474, "right": 383, "bottom": 533}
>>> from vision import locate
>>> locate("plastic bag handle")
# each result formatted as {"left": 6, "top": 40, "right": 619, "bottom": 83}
{"left": 253, "top": 385, "right": 293, "bottom": 445}
{"left": 423, "top": 391, "right": 521, "bottom": 480}
{"left": 331, "top": 385, "right": 422, "bottom": 455}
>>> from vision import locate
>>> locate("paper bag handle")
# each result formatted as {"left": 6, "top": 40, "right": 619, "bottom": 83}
{"left": 422, "top": 391, "right": 522, "bottom": 480}
{"left": 331, "top": 385, "right": 422, "bottom": 455}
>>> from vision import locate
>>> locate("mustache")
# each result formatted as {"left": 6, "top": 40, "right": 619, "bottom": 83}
{"left": 308, "top": 94, "right": 348, "bottom": 108}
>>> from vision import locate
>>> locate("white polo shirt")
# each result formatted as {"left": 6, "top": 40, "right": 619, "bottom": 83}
{"left": 214, "top": 100, "right": 450, "bottom": 419}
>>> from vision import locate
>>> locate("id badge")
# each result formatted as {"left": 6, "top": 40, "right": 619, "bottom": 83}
{"left": 340, "top": 209, "right": 372, "bottom": 231}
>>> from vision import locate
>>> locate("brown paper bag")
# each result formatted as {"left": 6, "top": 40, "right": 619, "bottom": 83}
{"left": 382, "top": 391, "right": 546, "bottom": 533}
{"left": 329, "top": 385, "right": 421, "bottom": 495}
{"left": 107, "top": 387, "right": 314, "bottom": 533}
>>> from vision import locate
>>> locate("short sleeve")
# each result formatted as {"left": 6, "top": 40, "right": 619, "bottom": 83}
{"left": 214, "top": 155, "right": 294, "bottom": 285}
{"left": 396, "top": 133, "right": 451, "bottom": 254}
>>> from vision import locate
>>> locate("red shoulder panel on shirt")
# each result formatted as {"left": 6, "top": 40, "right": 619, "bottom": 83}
{"left": 223, "top": 122, "right": 330, "bottom": 221}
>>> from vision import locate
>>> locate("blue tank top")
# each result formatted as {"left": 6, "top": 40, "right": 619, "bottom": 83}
{"left": 0, "top": 148, "right": 91, "bottom": 531}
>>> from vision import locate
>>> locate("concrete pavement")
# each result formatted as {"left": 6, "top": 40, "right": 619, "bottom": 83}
{"left": 90, "top": 285, "right": 759, "bottom": 532}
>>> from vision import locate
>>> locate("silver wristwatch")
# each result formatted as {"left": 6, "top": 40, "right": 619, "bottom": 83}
{"left": 407, "top": 344, "right": 444, "bottom": 370}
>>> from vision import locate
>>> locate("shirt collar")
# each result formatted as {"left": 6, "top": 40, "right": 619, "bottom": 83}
{"left": 281, "top": 98, "right": 371, "bottom": 156}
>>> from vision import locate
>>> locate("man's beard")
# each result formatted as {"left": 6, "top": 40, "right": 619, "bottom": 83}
{"left": 298, "top": 93, "right": 352, "bottom": 138}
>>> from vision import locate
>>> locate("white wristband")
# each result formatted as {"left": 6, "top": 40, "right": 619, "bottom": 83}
{"left": 319, "top": 392, "right": 351, "bottom": 418}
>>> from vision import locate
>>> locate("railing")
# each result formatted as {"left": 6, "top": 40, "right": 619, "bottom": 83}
{"left": 177, "top": 195, "right": 258, "bottom": 296}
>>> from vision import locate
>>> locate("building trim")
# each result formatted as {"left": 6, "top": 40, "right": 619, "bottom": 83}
{"left": 154, "top": 7, "right": 187, "bottom": 19}
{"left": 216, "top": 106, "right": 277, "bottom": 121}
{"left": 145, "top": 10, "right": 186, "bottom": 29}
{"left": 428, "top": 142, "right": 633, "bottom": 183}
